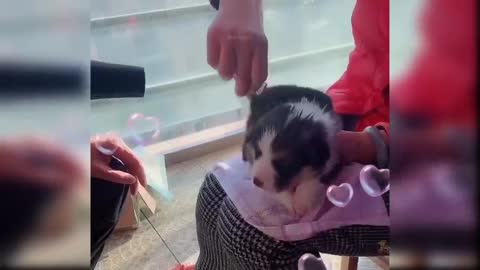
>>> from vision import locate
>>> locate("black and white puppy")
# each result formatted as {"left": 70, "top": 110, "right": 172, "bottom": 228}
{"left": 242, "top": 85, "right": 343, "bottom": 216}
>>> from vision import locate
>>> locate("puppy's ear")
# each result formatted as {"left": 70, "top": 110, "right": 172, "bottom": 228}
{"left": 242, "top": 143, "right": 249, "bottom": 161}
{"left": 300, "top": 125, "right": 330, "bottom": 169}
{"left": 242, "top": 141, "right": 255, "bottom": 163}
{"left": 242, "top": 125, "right": 254, "bottom": 162}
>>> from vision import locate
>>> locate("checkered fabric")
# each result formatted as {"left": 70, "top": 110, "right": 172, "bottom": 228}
{"left": 195, "top": 173, "right": 390, "bottom": 270}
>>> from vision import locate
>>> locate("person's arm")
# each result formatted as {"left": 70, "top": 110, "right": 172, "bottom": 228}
{"left": 327, "top": 0, "right": 389, "bottom": 131}
{"left": 206, "top": 0, "right": 267, "bottom": 96}
{"left": 337, "top": 123, "right": 389, "bottom": 166}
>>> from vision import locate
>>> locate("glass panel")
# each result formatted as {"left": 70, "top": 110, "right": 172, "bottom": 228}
{"left": 91, "top": 0, "right": 355, "bottom": 143}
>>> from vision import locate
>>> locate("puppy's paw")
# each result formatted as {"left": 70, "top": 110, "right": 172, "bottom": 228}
{"left": 293, "top": 200, "right": 310, "bottom": 216}
{"left": 276, "top": 191, "right": 296, "bottom": 214}
{"left": 292, "top": 180, "right": 326, "bottom": 216}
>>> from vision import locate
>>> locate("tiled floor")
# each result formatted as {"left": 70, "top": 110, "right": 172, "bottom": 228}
{"left": 96, "top": 146, "right": 240, "bottom": 270}
{"left": 96, "top": 145, "right": 384, "bottom": 270}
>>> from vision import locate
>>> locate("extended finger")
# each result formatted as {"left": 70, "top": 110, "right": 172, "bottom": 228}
{"left": 207, "top": 28, "right": 221, "bottom": 69}
{"left": 249, "top": 39, "right": 268, "bottom": 96}
{"left": 218, "top": 38, "right": 236, "bottom": 80}
{"left": 92, "top": 163, "right": 137, "bottom": 185}
{"left": 234, "top": 39, "right": 253, "bottom": 96}
{"left": 114, "top": 146, "right": 147, "bottom": 187}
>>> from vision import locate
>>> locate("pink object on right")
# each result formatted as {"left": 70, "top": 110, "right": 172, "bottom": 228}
{"left": 212, "top": 157, "right": 389, "bottom": 242}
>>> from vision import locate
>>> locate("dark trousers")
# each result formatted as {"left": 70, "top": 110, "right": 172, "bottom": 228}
{"left": 0, "top": 175, "right": 128, "bottom": 269}
{"left": 0, "top": 182, "right": 55, "bottom": 264}
{"left": 90, "top": 179, "right": 129, "bottom": 269}
{"left": 90, "top": 157, "right": 130, "bottom": 269}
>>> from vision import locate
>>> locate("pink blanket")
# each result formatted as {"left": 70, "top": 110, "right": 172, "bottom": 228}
{"left": 213, "top": 156, "right": 389, "bottom": 241}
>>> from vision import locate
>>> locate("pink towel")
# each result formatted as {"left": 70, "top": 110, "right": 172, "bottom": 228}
{"left": 213, "top": 156, "right": 389, "bottom": 241}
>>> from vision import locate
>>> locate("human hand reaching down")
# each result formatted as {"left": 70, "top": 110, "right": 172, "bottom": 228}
{"left": 207, "top": 0, "right": 268, "bottom": 96}
{"left": 91, "top": 134, "right": 146, "bottom": 194}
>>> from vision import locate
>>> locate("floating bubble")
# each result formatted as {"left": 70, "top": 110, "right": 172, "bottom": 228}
{"left": 359, "top": 165, "right": 390, "bottom": 197}
{"left": 127, "top": 113, "right": 160, "bottom": 146}
{"left": 126, "top": 113, "right": 172, "bottom": 200}
{"left": 94, "top": 132, "right": 118, "bottom": 155}
{"left": 326, "top": 183, "right": 353, "bottom": 207}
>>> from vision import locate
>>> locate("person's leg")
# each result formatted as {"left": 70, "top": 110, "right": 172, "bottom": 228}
{"left": 194, "top": 173, "right": 230, "bottom": 270}
{"left": 90, "top": 179, "right": 129, "bottom": 268}
{"left": 195, "top": 174, "right": 301, "bottom": 270}
{"left": 0, "top": 181, "right": 56, "bottom": 262}
{"left": 194, "top": 174, "right": 389, "bottom": 269}
{"left": 295, "top": 225, "right": 390, "bottom": 257}
{"left": 90, "top": 157, "right": 130, "bottom": 269}
{"left": 217, "top": 197, "right": 302, "bottom": 270}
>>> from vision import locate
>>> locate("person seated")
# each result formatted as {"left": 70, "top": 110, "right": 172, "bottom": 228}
{"left": 172, "top": 0, "right": 390, "bottom": 269}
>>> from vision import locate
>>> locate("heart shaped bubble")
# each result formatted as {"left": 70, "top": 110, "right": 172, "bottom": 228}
{"left": 326, "top": 183, "right": 354, "bottom": 207}
{"left": 359, "top": 165, "right": 390, "bottom": 197}
{"left": 127, "top": 113, "right": 160, "bottom": 146}
{"left": 298, "top": 253, "right": 327, "bottom": 270}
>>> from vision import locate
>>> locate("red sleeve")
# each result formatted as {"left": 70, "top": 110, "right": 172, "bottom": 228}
{"left": 327, "top": 0, "right": 389, "bottom": 131}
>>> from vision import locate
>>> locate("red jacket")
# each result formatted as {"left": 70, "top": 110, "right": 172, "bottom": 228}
{"left": 328, "top": 0, "right": 476, "bottom": 132}
{"left": 327, "top": 0, "right": 389, "bottom": 132}
{"left": 392, "top": 0, "right": 476, "bottom": 129}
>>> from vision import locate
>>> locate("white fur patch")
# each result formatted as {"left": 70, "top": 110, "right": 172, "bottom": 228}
{"left": 251, "top": 129, "right": 277, "bottom": 192}
{"left": 287, "top": 98, "right": 334, "bottom": 125}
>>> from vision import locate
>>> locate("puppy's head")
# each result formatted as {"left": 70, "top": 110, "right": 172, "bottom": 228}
{"left": 243, "top": 98, "right": 341, "bottom": 193}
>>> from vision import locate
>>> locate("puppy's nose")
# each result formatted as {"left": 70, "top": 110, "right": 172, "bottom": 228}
{"left": 253, "top": 177, "right": 264, "bottom": 188}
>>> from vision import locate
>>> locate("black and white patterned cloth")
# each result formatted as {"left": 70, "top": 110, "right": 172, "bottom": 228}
{"left": 195, "top": 173, "right": 389, "bottom": 270}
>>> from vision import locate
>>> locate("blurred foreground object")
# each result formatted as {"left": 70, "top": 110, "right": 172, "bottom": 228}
{"left": 0, "top": 0, "right": 89, "bottom": 266}
{"left": 0, "top": 136, "right": 88, "bottom": 266}
{"left": 90, "top": 60, "right": 145, "bottom": 100}
{"left": 390, "top": 0, "right": 476, "bottom": 268}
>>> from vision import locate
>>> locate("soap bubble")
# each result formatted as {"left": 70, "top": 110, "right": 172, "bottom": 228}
{"left": 126, "top": 113, "right": 172, "bottom": 200}
{"left": 359, "top": 165, "right": 390, "bottom": 197}
{"left": 127, "top": 113, "right": 160, "bottom": 146}
{"left": 326, "top": 183, "right": 354, "bottom": 207}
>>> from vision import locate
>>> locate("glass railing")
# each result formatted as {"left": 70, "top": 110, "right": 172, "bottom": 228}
{"left": 91, "top": 0, "right": 355, "bottom": 145}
